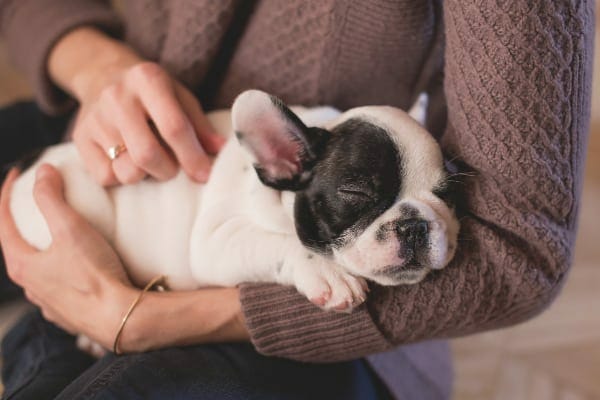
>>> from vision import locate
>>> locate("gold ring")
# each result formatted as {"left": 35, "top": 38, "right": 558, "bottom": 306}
{"left": 107, "top": 144, "right": 127, "bottom": 161}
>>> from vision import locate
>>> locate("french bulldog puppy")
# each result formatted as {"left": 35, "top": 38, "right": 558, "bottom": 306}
{"left": 9, "top": 90, "right": 459, "bottom": 316}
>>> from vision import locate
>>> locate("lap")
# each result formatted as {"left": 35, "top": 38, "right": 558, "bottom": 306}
{"left": 0, "top": 104, "right": 391, "bottom": 399}
{"left": 2, "top": 311, "right": 389, "bottom": 400}
{"left": 1, "top": 311, "right": 96, "bottom": 400}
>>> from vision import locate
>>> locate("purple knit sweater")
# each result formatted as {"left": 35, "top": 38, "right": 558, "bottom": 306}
{"left": 0, "top": 1, "right": 594, "bottom": 398}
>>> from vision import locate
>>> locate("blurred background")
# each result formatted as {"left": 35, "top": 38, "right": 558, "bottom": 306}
{"left": 0, "top": 9, "right": 598, "bottom": 400}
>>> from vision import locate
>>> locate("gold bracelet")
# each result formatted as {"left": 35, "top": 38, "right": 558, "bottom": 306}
{"left": 113, "top": 275, "right": 165, "bottom": 355}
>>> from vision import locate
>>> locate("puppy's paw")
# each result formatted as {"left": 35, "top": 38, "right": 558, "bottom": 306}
{"left": 294, "top": 261, "right": 368, "bottom": 313}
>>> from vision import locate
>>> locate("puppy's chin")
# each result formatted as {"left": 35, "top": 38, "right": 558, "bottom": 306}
{"left": 367, "top": 266, "right": 431, "bottom": 286}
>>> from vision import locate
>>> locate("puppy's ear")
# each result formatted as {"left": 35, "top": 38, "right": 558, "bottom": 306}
{"left": 232, "top": 90, "right": 328, "bottom": 191}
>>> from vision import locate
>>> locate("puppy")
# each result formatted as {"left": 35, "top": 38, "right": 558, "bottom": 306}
{"left": 9, "top": 90, "right": 459, "bottom": 315}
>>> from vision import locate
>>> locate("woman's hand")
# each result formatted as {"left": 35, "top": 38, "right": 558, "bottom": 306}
{"left": 0, "top": 166, "right": 138, "bottom": 348}
{"left": 49, "top": 27, "right": 225, "bottom": 186}
{"left": 0, "top": 166, "right": 249, "bottom": 352}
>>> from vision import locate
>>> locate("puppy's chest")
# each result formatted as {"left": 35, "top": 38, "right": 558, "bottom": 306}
{"left": 113, "top": 140, "right": 295, "bottom": 289}
{"left": 200, "top": 139, "right": 296, "bottom": 235}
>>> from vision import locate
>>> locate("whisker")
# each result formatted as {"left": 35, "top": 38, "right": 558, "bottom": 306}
{"left": 445, "top": 155, "right": 461, "bottom": 164}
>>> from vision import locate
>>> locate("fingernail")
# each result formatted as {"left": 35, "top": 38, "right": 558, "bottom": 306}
{"left": 35, "top": 165, "right": 52, "bottom": 181}
{"left": 195, "top": 169, "right": 210, "bottom": 182}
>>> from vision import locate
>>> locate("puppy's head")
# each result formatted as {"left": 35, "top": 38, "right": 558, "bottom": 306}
{"left": 232, "top": 90, "right": 459, "bottom": 286}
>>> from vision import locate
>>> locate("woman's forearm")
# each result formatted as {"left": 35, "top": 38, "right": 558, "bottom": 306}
{"left": 117, "top": 287, "right": 250, "bottom": 353}
{"left": 48, "top": 26, "right": 142, "bottom": 103}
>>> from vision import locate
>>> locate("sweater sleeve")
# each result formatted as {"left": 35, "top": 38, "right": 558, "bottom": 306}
{"left": 0, "top": 0, "right": 122, "bottom": 114}
{"left": 239, "top": 0, "right": 595, "bottom": 363}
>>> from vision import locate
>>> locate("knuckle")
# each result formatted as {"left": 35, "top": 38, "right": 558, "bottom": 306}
{"left": 162, "top": 117, "right": 189, "bottom": 141}
{"left": 131, "top": 142, "right": 159, "bottom": 166}
{"left": 129, "top": 62, "right": 164, "bottom": 83}
{"left": 73, "top": 115, "right": 100, "bottom": 143}
{"left": 100, "top": 84, "right": 124, "bottom": 103}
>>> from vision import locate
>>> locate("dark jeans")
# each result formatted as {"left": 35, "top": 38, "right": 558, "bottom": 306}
{"left": 0, "top": 103, "right": 391, "bottom": 399}
{"left": 2, "top": 311, "right": 389, "bottom": 400}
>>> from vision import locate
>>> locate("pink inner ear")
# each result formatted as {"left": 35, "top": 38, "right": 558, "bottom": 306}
{"left": 232, "top": 90, "right": 308, "bottom": 181}
{"left": 242, "top": 111, "right": 305, "bottom": 179}
{"left": 249, "top": 132, "right": 303, "bottom": 180}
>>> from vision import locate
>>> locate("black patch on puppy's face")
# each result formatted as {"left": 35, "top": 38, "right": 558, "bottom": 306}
{"left": 294, "top": 118, "right": 402, "bottom": 253}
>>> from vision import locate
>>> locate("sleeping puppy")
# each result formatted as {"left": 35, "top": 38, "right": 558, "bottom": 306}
{"left": 9, "top": 90, "right": 459, "bottom": 317}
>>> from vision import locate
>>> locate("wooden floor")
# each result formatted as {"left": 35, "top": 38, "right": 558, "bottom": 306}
{"left": 452, "top": 19, "right": 600, "bottom": 399}
{"left": 451, "top": 132, "right": 600, "bottom": 400}
{"left": 0, "top": 19, "right": 599, "bottom": 399}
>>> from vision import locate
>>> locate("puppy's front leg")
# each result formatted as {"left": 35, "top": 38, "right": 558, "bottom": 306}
{"left": 283, "top": 253, "right": 368, "bottom": 312}
{"left": 192, "top": 221, "right": 367, "bottom": 312}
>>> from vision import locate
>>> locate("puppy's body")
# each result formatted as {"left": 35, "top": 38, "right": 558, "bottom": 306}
{"left": 10, "top": 107, "right": 320, "bottom": 289}
{"left": 10, "top": 91, "right": 459, "bottom": 312}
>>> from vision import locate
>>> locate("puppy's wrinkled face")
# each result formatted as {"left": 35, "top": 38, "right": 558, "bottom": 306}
{"left": 232, "top": 90, "right": 459, "bottom": 286}
{"left": 293, "top": 119, "right": 401, "bottom": 251}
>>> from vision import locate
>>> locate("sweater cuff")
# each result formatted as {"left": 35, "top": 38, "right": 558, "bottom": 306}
{"left": 239, "top": 283, "right": 391, "bottom": 363}
{"left": 1, "top": 0, "right": 122, "bottom": 115}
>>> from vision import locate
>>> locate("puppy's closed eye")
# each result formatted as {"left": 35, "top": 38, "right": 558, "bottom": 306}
{"left": 337, "top": 185, "right": 376, "bottom": 203}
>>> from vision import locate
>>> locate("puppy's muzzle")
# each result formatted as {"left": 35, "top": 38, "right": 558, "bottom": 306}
{"left": 396, "top": 218, "right": 429, "bottom": 258}
{"left": 374, "top": 218, "right": 431, "bottom": 282}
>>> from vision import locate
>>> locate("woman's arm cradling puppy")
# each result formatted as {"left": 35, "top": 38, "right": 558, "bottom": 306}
{"left": 0, "top": 166, "right": 249, "bottom": 353}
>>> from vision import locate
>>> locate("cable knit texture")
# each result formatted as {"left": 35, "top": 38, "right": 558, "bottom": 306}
{"left": 0, "top": 0, "right": 594, "bottom": 398}
{"left": 0, "top": 0, "right": 121, "bottom": 113}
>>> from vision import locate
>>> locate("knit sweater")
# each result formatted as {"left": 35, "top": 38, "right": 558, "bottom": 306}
{"left": 0, "top": 0, "right": 594, "bottom": 398}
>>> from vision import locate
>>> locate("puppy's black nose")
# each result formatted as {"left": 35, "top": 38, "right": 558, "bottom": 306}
{"left": 396, "top": 219, "right": 429, "bottom": 250}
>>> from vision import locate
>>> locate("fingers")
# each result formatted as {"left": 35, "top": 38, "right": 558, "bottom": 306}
{"left": 73, "top": 108, "right": 122, "bottom": 186}
{"left": 0, "top": 169, "right": 37, "bottom": 284}
{"left": 92, "top": 116, "right": 145, "bottom": 184}
{"left": 73, "top": 62, "right": 223, "bottom": 186}
{"left": 0, "top": 169, "right": 36, "bottom": 257}
{"left": 174, "top": 83, "right": 226, "bottom": 155}
{"left": 112, "top": 152, "right": 147, "bottom": 184}
{"left": 111, "top": 96, "right": 178, "bottom": 181}
{"left": 77, "top": 137, "right": 118, "bottom": 186}
{"left": 135, "top": 67, "right": 212, "bottom": 182}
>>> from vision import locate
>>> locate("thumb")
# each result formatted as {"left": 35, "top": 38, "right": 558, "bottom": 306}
{"left": 33, "top": 164, "right": 82, "bottom": 239}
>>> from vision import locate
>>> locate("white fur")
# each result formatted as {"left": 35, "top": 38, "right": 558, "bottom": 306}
{"left": 9, "top": 91, "right": 456, "bottom": 314}
{"left": 9, "top": 102, "right": 368, "bottom": 310}
{"left": 329, "top": 94, "right": 459, "bottom": 285}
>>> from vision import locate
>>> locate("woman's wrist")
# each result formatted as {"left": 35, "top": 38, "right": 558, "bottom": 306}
{"left": 90, "top": 279, "right": 140, "bottom": 350}
{"left": 116, "top": 287, "right": 250, "bottom": 353}
{"left": 48, "top": 26, "right": 143, "bottom": 103}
